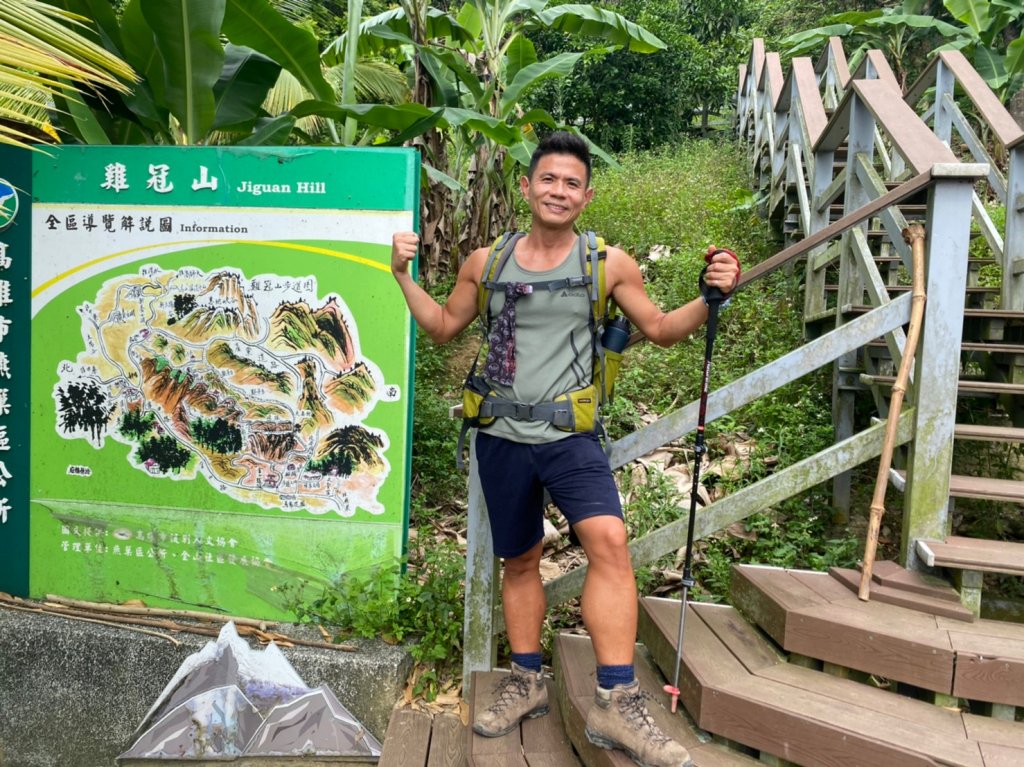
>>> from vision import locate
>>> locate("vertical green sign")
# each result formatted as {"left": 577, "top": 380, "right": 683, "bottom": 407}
{"left": 0, "top": 148, "right": 29, "bottom": 595}
{"left": 1, "top": 145, "right": 419, "bottom": 620}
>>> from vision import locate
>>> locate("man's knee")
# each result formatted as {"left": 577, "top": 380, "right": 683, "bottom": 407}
{"left": 575, "top": 517, "right": 630, "bottom": 559}
{"left": 503, "top": 544, "right": 543, "bottom": 578}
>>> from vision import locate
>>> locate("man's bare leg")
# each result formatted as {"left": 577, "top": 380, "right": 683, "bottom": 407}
{"left": 573, "top": 515, "right": 638, "bottom": 665}
{"left": 473, "top": 540, "right": 550, "bottom": 738}
{"left": 575, "top": 515, "right": 693, "bottom": 766}
{"left": 502, "top": 540, "right": 546, "bottom": 653}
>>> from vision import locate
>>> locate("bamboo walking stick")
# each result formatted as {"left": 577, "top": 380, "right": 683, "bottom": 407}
{"left": 859, "top": 223, "right": 927, "bottom": 600}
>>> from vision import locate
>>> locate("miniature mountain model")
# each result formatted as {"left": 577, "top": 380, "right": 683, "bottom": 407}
{"left": 118, "top": 622, "right": 381, "bottom": 761}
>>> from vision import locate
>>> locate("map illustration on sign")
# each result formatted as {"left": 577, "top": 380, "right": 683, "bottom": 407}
{"left": 53, "top": 265, "right": 391, "bottom": 517}
{"left": 3, "top": 145, "right": 419, "bottom": 619}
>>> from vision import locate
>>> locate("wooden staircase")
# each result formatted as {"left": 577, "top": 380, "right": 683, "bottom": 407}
{"left": 436, "top": 563, "right": 1024, "bottom": 767}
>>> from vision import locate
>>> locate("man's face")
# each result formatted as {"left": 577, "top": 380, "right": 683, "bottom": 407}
{"left": 521, "top": 153, "right": 593, "bottom": 228}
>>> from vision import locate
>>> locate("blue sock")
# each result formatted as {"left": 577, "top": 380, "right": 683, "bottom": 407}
{"left": 597, "top": 664, "right": 635, "bottom": 689}
{"left": 510, "top": 651, "right": 542, "bottom": 672}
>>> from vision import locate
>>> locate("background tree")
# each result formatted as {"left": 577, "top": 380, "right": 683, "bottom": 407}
{"left": 529, "top": 0, "right": 752, "bottom": 151}
{"left": 325, "top": 0, "right": 664, "bottom": 278}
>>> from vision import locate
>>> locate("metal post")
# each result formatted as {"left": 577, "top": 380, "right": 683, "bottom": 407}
{"left": 462, "top": 432, "right": 499, "bottom": 693}
{"left": 832, "top": 95, "right": 875, "bottom": 521}
{"left": 902, "top": 167, "right": 982, "bottom": 568}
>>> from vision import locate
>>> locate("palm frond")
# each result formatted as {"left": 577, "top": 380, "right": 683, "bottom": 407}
{"left": 325, "top": 61, "right": 410, "bottom": 104}
{"left": 0, "top": 0, "right": 135, "bottom": 148}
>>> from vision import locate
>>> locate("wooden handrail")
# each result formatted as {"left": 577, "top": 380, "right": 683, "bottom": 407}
{"left": 905, "top": 50, "right": 1024, "bottom": 151}
{"left": 749, "top": 38, "right": 765, "bottom": 87}
{"left": 852, "top": 50, "right": 901, "bottom": 92}
{"left": 816, "top": 36, "right": 851, "bottom": 89}
{"left": 763, "top": 52, "right": 785, "bottom": 110}
{"left": 818, "top": 79, "right": 957, "bottom": 173}
{"left": 793, "top": 57, "right": 828, "bottom": 146}
{"left": 740, "top": 169, "right": 933, "bottom": 287}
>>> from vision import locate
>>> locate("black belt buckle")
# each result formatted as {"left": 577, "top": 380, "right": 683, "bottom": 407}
{"left": 514, "top": 402, "right": 532, "bottom": 420}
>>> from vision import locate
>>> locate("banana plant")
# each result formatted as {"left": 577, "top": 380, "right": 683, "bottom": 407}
{"left": 44, "top": 0, "right": 340, "bottom": 145}
{"left": 782, "top": 2, "right": 962, "bottom": 90}
{"left": 322, "top": 0, "right": 664, "bottom": 275}
{"left": 942, "top": 0, "right": 1024, "bottom": 100}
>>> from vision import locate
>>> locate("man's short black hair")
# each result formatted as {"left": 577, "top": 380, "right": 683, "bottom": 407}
{"left": 527, "top": 131, "right": 592, "bottom": 185}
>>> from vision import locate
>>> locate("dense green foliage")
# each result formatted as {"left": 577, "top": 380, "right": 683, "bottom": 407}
{"left": 528, "top": 0, "right": 753, "bottom": 151}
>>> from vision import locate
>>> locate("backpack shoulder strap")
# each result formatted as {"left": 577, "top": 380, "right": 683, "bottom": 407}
{"left": 578, "top": 230, "right": 608, "bottom": 325}
{"left": 478, "top": 231, "right": 525, "bottom": 324}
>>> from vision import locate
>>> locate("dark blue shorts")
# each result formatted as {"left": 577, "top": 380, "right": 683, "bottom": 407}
{"left": 474, "top": 431, "right": 624, "bottom": 558}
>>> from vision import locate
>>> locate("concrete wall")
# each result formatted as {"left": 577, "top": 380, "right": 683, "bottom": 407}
{"left": 0, "top": 609, "right": 412, "bottom": 767}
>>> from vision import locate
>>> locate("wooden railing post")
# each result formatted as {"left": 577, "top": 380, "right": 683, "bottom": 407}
{"left": 902, "top": 165, "right": 985, "bottom": 568}
{"left": 1003, "top": 143, "right": 1024, "bottom": 310}
{"left": 831, "top": 95, "right": 876, "bottom": 521}
{"left": 462, "top": 432, "right": 498, "bottom": 692}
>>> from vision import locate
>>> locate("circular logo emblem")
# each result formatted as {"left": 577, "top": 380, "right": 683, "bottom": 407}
{"left": 0, "top": 178, "right": 18, "bottom": 231}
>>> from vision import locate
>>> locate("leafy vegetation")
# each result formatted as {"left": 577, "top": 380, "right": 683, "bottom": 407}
{"left": 283, "top": 532, "right": 465, "bottom": 700}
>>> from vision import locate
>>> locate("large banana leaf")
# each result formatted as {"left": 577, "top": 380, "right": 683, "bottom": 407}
{"left": 1008, "top": 37, "right": 1024, "bottom": 80}
{"left": 289, "top": 100, "right": 441, "bottom": 132}
{"left": 212, "top": 44, "right": 281, "bottom": 131}
{"left": 323, "top": 7, "right": 472, "bottom": 64}
{"left": 140, "top": 0, "right": 225, "bottom": 143}
{"left": 865, "top": 14, "right": 962, "bottom": 36}
{"left": 223, "top": 0, "right": 335, "bottom": 104}
{"left": 114, "top": 0, "right": 169, "bottom": 136}
{"left": 420, "top": 47, "right": 484, "bottom": 102}
{"left": 944, "top": 0, "right": 992, "bottom": 35}
{"left": 441, "top": 107, "right": 519, "bottom": 145}
{"left": 535, "top": 5, "right": 665, "bottom": 54}
{"left": 505, "top": 35, "right": 538, "bottom": 85}
{"left": 499, "top": 52, "right": 582, "bottom": 117}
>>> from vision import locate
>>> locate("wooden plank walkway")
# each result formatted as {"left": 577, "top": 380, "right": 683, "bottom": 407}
{"left": 638, "top": 596, "right": 1024, "bottom": 767}
{"left": 467, "top": 672, "right": 580, "bottom": 767}
{"left": 378, "top": 709, "right": 466, "bottom": 767}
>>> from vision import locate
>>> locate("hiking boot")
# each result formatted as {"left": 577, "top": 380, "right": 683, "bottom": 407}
{"left": 472, "top": 662, "right": 549, "bottom": 738}
{"left": 584, "top": 680, "right": 693, "bottom": 767}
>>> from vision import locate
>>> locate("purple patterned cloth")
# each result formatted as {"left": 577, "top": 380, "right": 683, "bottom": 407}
{"left": 484, "top": 282, "right": 532, "bottom": 385}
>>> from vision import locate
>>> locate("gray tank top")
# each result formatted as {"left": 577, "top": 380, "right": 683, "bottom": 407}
{"left": 483, "top": 240, "right": 595, "bottom": 444}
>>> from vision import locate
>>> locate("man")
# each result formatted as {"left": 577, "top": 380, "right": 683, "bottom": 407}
{"left": 392, "top": 132, "right": 740, "bottom": 767}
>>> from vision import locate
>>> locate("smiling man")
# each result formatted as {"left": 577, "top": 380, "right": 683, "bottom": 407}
{"left": 391, "top": 132, "right": 739, "bottom": 767}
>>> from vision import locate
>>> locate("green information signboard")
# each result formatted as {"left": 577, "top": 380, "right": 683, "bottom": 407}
{"left": 0, "top": 145, "right": 419, "bottom": 619}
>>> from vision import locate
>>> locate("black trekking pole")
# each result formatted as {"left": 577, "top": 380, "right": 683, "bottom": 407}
{"left": 663, "top": 267, "right": 727, "bottom": 714}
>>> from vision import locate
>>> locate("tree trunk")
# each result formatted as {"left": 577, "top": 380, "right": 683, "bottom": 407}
{"left": 1010, "top": 87, "right": 1024, "bottom": 131}
{"left": 406, "top": 1, "right": 455, "bottom": 287}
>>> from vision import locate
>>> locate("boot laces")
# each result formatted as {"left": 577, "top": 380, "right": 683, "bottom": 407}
{"left": 488, "top": 672, "right": 533, "bottom": 713}
{"left": 617, "top": 689, "right": 670, "bottom": 745}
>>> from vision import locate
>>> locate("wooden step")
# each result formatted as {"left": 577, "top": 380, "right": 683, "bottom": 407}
{"left": 916, "top": 537, "right": 1024, "bottom": 576}
{"left": 865, "top": 340, "right": 1024, "bottom": 356}
{"left": 378, "top": 709, "right": 465, "bottom": 767}
{"left": 638, "top": 596, "right": 1024, "bottom": 766}
{"left": 863, "top": 374, "right": 1024, "bottom": 397}
{"left": 730, "top": 565, "right": 956, "bottom": 692}
{"left": 552, "top": 632, "right": 762, "bottom": 767}
{"left": 825, "top": 284, "right": 998, "bottom": 296}
{"left": 955, "top": 423, "right": 1024, "bottom": 443}
{"left": 828, "top": 563, "right": 975, "bottom": 622}
{"left": 729, "top": 564, "right": 1024, "bottom": 707}
{"left": 893, "top": 472, "right": 1024, "bottom": 503}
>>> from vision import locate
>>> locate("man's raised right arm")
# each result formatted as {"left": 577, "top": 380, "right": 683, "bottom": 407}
{"left": 391, "top": 231, "right": 483, "bottom": 344}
